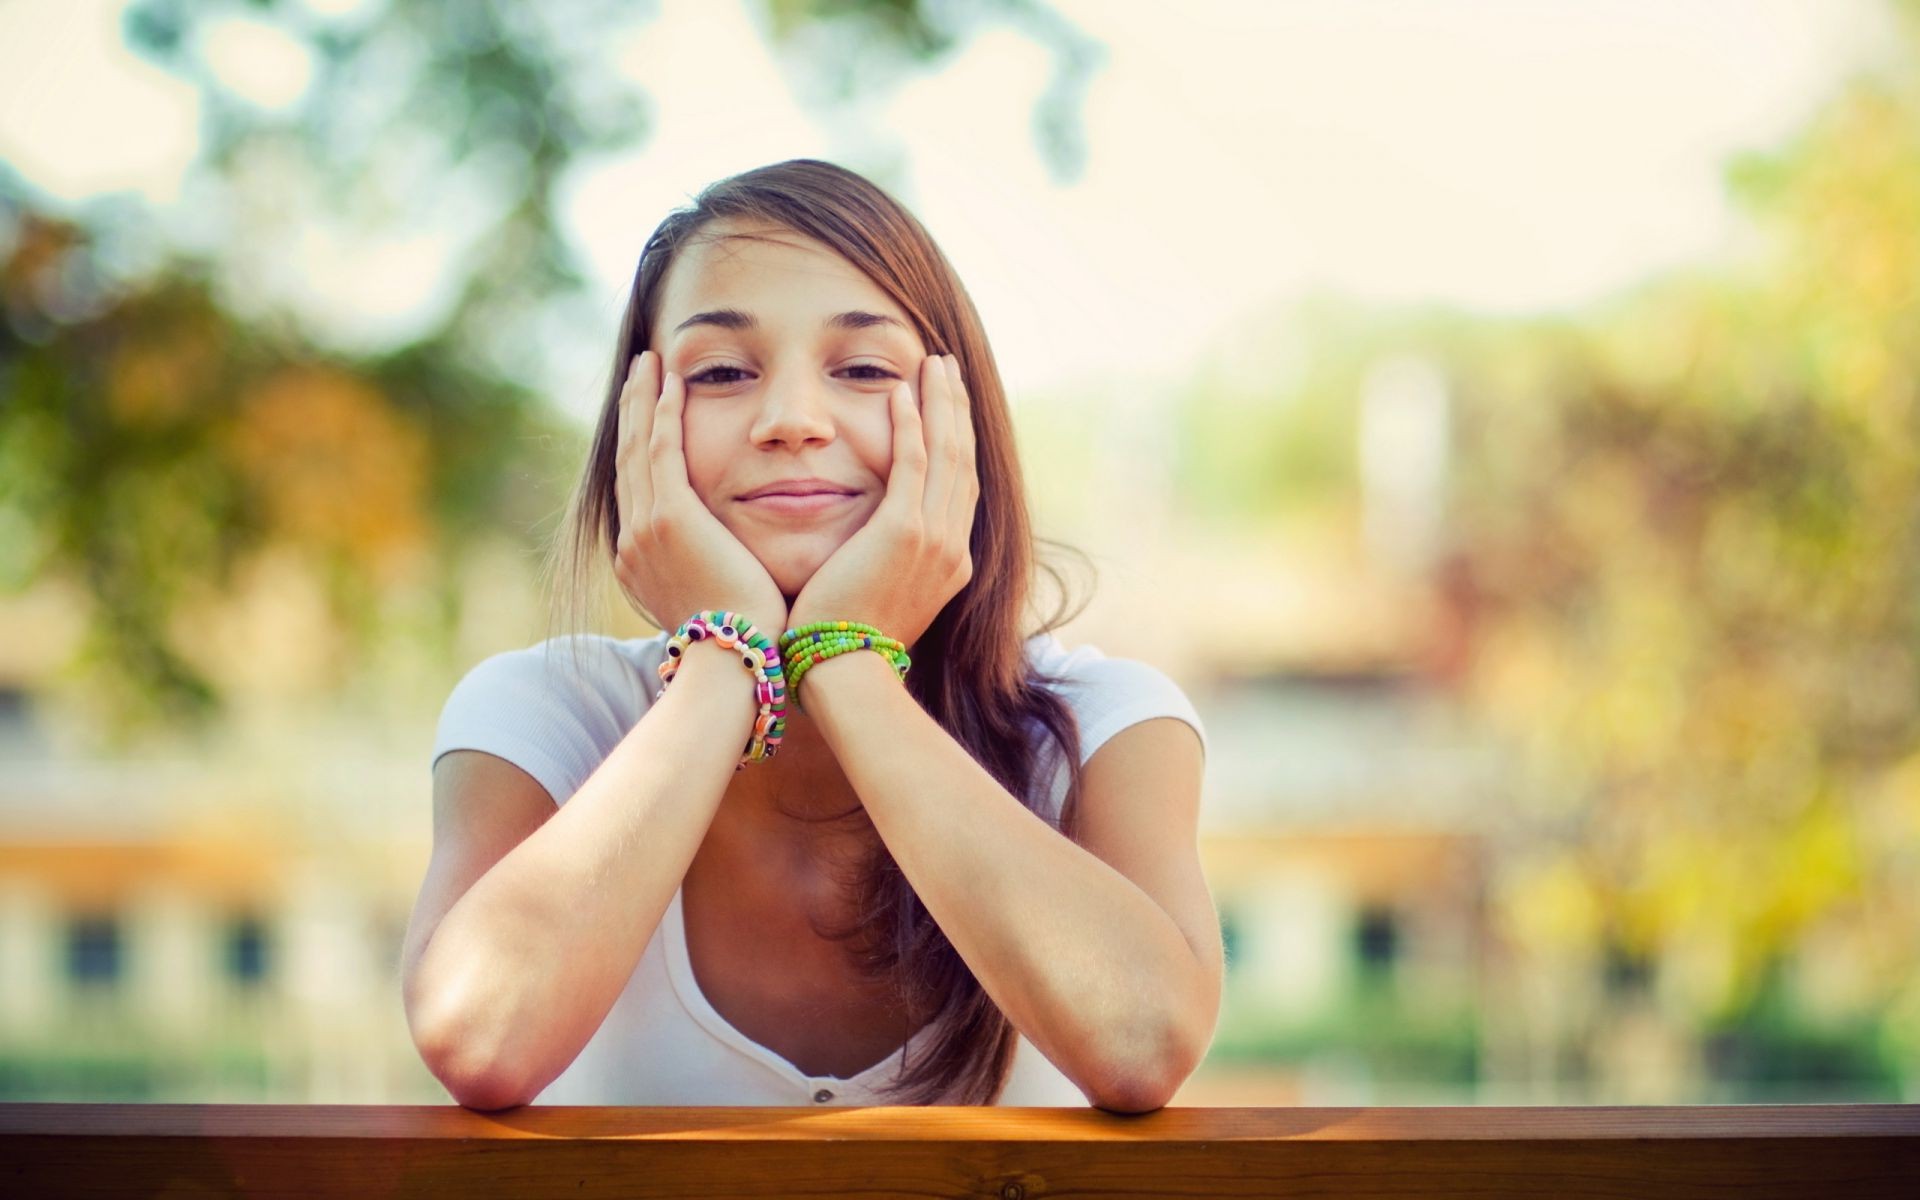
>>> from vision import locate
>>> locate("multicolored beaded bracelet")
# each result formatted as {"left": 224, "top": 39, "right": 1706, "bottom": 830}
{"left": 657, "top": 610, "right": 786, "bottom": 770}
{"left": 778, "top": 620, "right": 911, "bottom": 711}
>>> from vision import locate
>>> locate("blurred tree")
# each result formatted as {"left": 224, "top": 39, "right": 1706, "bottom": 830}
{"left": 0, "top": 193, "right": 569, "bottom": 738}
{"left": 1437, "top": 0, "right": 1920, "bottom": 1094}
{"left": 1152, "top": 0, "right": 1920, "bottom": 1098}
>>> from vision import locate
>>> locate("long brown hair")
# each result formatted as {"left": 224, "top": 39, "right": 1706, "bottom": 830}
{"left": 541, "top": 159, "right": 1096, "bottom": 1104}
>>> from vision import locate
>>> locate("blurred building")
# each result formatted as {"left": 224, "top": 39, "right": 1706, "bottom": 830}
{"left": 0, "top": 720, "right": 431, "bottom": 1101}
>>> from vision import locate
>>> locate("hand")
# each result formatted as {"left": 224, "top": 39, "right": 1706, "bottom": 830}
{"left": 611, "top": 349, "right": 789, "bottom": 640}
{"left": 787, "top": 353, "right": 978, "bottom": 651}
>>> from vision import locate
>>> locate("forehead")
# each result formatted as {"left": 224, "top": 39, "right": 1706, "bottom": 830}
{"left": 656, "top": 222, "right": 916, "bottom": 341}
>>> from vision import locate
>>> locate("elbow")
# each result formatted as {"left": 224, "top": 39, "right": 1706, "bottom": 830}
{"left": 423, "top": 1037, "right": 536, "bottom": 1110}
{"left": 1087, "top": 1008, "right": 1210, "bottom": 1114}
{"left": 1086, "top": 1052, "right": 1181, "bottom": 1113}
{"left": 410, "top": 999, "right": 534, "bottom": 1110}
{"left": 449, "top": 1070, "right": 536, "bottom": 1112}
{"left": 1090, "top": 1079, "right": 1175, "bottom": 1115}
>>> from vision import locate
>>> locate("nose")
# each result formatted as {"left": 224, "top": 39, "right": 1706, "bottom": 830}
{"left": 748, "top": 360, "right": 836, "bottom": 448}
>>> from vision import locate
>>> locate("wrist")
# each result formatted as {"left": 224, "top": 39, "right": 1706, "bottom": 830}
{"left": 658, "top": 610, "right": 790, "bottom": 769}
{"left": 800, "top": 646, "right": 897, "bottom": 731}
{"left": 668, "top": 637, "right": 763, "bottom": 711}
{"left": 774, "top": 617, "right": 912, "bottom": 723}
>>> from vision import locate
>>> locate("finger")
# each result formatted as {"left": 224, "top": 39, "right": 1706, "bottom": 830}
{"left": 918, "top": 353, "right": 954, "bottom": 528}
{"left": 628, "top": 349, "right": 661, "bottom": 521}
{"left": 616, "top": 351, "right": 644, "bottom": 535}
{"left": 944, "top": 354, "right": 978, "bottom": 537}
{"left": 880, "top": 375, "right": 926, "bottom": 524}
{"left": 648, "top": 366, "right": 695, "bottom": 511}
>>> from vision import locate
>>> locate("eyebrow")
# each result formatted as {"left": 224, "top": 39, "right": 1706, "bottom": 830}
{"left": 671, "top": 308, "right": 910, "bottom": 336}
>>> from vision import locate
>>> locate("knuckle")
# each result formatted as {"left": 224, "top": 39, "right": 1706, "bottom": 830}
{"left": 649, "top": 504, "right": 683, "bottom": 541}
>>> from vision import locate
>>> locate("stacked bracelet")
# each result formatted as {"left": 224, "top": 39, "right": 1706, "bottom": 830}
{"left": 657, "top": 610, "right": 787, "bottom": 771}
{"left": 778, "top": 621, "right": 911, "bottom": 711}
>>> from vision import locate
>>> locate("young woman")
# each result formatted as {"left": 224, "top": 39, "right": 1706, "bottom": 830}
{"left": 405, "top": 159, "right": 1219, "bottom": 1111}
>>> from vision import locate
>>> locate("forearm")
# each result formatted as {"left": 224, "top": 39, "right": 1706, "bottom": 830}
{"left": 801, "top": 652, "right": 1208, "bottom": 1109}
{"left": 412, "top": 638, "right": 758, "bottom": 1105}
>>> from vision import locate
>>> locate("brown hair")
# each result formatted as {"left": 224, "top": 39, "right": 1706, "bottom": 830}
{"left": 542, "top": 158, "right": 1095, "bottom": 1104}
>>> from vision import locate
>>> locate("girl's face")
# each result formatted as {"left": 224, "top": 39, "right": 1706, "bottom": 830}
{"left": 652, "top": 219, "right": 929, "bottom": 599}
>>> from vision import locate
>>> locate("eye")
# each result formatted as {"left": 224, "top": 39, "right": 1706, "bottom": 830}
{"left": 687, "top": 365, "right": 749, "bottom": 386}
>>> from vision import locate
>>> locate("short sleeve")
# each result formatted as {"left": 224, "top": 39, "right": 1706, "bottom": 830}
{"left": 430, "top": 637, "right": 639, "bottom": 807}
{"left": 1024, "top": 638, "right": 1209, "bottom": 822}
{"left": 1060, "top": 656, "right": 1208, "bottom": 768}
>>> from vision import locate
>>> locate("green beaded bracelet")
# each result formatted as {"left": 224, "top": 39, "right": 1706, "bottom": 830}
{"left": 778, "top": 621, "right": 911, "bottom": 708}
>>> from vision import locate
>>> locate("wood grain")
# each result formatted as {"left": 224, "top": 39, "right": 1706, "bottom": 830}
{"left": 3, "top": 1103, "right": 1915, "bottom": 1198}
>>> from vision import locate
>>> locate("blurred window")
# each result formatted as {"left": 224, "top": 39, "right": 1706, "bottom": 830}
{"left": 66, "top": 912, "right": 122, "bottom": 987}
{"left": 1354, "top": 904, "right": 1401, "bottom": 976}
{"left": 225, "top": 913, "right": 269, "bottom": 986}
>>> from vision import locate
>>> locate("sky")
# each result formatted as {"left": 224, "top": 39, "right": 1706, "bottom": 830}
{"left": 0, "top": 0, "right": 1901, "bottom": 423}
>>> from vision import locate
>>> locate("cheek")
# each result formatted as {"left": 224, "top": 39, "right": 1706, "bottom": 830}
{"left": 678, "top": 423, "right": 729, "bottom": 503}
{"left": 855, "top": 413, "right": 896, "bottom": 478}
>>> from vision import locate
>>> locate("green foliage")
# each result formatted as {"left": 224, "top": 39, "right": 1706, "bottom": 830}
{"left": 1701, "top": 959, "right": 1907, "bottom": 1099}
{"left": 0, "top": 193, "right": 572, "bottom": 741}
{"left": 1167, "top": 3, "right": 1920, "bottom": 1095}
{"left": 1434, "top": 9, "right": 1920, "bottom": 1077}
{"left": 1212, "top": 980, "right": 1481, "bottom": 1087}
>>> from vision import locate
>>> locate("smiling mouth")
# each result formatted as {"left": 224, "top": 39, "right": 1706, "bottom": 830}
{"left": 741, "top": 492, "right": 857, "bottom": 514}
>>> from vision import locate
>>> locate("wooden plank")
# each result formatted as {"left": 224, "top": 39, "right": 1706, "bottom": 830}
{"left": 3, "top": 1103, "right": 1915, "bottom": 1198}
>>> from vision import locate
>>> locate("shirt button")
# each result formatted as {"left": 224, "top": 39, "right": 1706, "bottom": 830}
{"left": 812, "top": 1088, "right": 834, "bottom": 1103}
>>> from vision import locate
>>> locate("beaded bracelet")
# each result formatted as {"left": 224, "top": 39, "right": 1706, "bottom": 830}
{"left": 657, "top": 610, "right": 787, "bottom": 770}
{"left": 778, "top": 620, "right": 911, "bottom": 711}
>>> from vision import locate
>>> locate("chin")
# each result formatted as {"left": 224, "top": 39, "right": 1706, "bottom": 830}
{"left": 755, "top": 539, "right": 840, "bottom": 600}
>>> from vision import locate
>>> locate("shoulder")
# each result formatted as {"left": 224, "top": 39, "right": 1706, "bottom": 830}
{"left": 431, "top": 631, "right": 671, "bottom": 806}
{"left": 1021, "top": 632, "right": 1209, "bottom": 768}
{"left": 453, "top": 631, "right": 665, "bottom": 701}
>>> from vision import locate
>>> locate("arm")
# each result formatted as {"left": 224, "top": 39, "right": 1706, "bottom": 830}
{"left": 800, "top": 651, "right": 1222, "bottom": 1113}
{"left": 405, "top": 637, "right": 758, "bottom": 1108}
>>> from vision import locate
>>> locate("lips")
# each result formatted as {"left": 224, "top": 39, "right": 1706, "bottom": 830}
{"left": 738, "top": 479, "right": 857, "bottom": 500}
{"left": 742, "top": 491, "right": 857, "bottom": 517}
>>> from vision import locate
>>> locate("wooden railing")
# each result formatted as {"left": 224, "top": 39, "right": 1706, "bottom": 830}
{"left": 4, "top": 1103, "right": 1916, "bottom": 1197}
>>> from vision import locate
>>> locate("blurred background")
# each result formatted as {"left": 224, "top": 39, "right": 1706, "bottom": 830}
{"left": 1, "top": 0, "right": 1917, "bottom": 1106}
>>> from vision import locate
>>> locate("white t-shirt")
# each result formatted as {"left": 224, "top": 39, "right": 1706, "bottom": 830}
{"left": 429, "top": 629, "right": 1209, "bottom": 1107}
